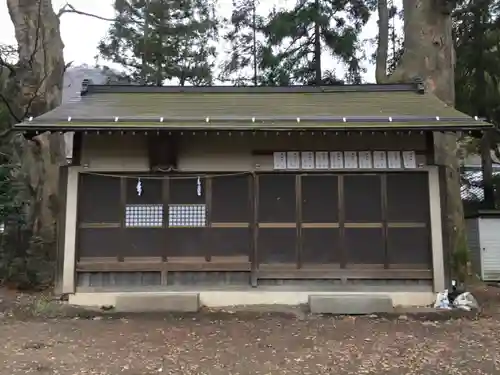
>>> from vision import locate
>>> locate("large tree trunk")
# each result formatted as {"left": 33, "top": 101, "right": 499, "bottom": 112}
{"left": 5, "top": 0, "right": 66, "bottom": 285}
{"left": 377, "top": 0, "right": 465, "bottom": 283}
{"left": 7, "top": 0, "right": 65, "bottom": 115}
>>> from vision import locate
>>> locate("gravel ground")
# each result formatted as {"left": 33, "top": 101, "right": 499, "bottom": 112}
{"left": 0, "top": 286, "right": 499, "bottom": 375}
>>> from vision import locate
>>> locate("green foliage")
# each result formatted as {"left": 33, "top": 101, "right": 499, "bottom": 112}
{"left": 454, "top": 0, "right": 500, "bottom": 126}
{"left": 98, "top": 0, "right": 219, "bottom": 86}
{"left": 258, "top": 0, "right": 371, "bottom": 85}
{"left": 0, "top": 64, "right": 52, "bottom": 288}
{"left": 219, "top": 0, "right": 263, "bottom": 85}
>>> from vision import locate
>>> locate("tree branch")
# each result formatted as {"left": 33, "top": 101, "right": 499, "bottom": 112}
{"left": 57, "top": 3, "right": 116, "bottom": 22}
{"left": 0, "top": 56, "right": 16, "bottom": 77}
{"left": 375, "top": 0, "right": 389, "bottom": 83}
{"left": 28, "top": 0, "right": 44, "bottom": 69}
{"left": 0, "top": 126, "right": 13, "bottom": 140}
{"left": 0, "top": 92, "right": 21, "bottom": 123}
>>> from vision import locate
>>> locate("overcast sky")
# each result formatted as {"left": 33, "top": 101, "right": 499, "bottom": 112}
{"left": 0, "top": 0, "right": 382, "bottom": 82}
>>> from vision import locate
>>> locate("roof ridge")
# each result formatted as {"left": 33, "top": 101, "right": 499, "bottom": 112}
{"left": 81, "top": 83, "right": 422, "bottom": 96}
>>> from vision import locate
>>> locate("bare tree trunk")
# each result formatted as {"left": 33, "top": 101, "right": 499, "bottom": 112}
{"left": 7, "top": 0, "right": 65, "bottom": 115}
{"left": 377, "top": 0, "right": 465, "bottom": 282}
{"left": 375, "top": 0, "right": 389, "bottom": 83}
{"left": 313, "top": 0, "right": 322, "bottom": 85}
{"left": 481, "top": 130, "right": 495, "bottom": 208}
{"left": 6, "top": 0, "right": 66, "bottom": 264}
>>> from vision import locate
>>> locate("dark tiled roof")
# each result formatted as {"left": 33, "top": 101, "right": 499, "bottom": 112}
{"left": 15, "top": 84, "right": 491, "bottom": 131}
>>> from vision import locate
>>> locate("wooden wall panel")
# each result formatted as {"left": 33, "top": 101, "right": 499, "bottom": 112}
{"left": 343, "top": 175, "right": 382, "bottom": 223}
{"left": 344, "top": 228, "right": 385, "bottom": 265}
{"left": 258, "top": 174, "right": 296, "bottom": 223}
{"left": 211, "top": 174, "right": 251, "bottom": 222}
{"left": 301, "top": 175, "right": 339, "bottom": 222}
{"left": 257, "top": 228, "right": 296, "bottom": 264}
{"left": 301, "top": 228, "right": 340, "bottom": 264}
{"left": 387, "top": 227, "right": 431, "bottom": 266}
{"left": 79, "top": 174, "right": 121, "bottom": 223}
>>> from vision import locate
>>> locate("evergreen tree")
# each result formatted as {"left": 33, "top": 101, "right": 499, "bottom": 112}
{"left": 454, "top": 0, "right": 500, "bottom": 208}
{"left": 259, "top": 0, "right": 371, "bottom": 85}
{"left": 98, "top": 0, "right": 219, "bottom": 86}
{"left": 220, "top": 0, "right": 265, "bottom": 85}
{"left": 454, "top": 0, "right": 500, "bottom": 125}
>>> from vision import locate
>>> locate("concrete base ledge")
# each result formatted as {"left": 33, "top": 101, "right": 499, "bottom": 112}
{"left": 69, "top": 290, "right": 433, "bottom": 310}
{"left": 309, "top": 294, "right": 394, "bottom": 315}
{"left": 115, "top": 293, "right": 200, "bottom": 312}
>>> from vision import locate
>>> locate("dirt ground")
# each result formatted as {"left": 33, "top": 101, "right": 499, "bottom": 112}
{"left": 1, "top": 286, "right": 500, "bottom": 375}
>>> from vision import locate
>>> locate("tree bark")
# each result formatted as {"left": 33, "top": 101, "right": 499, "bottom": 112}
{"left": 6, "top": 0, "right": 66, "bottom": 242}
{"left": 481, "top": 130, "right": 495, "bottom": 208}
{"left": 377, "top": 0, "right": 465, "bottom": 281}
{"left": 375, "top": 0, "right": 389, "bottom": 83}
{"left": 314, "top": 0, "right": 322, "bottom": 85}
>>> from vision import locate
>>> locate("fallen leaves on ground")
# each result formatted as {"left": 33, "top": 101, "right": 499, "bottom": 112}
{"left": 0, "top": 287, "right": 499, "bottom": 374}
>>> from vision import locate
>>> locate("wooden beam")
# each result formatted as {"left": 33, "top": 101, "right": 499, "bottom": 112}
{"left": 76, "top": 261, "right": 252, "bottom": 272}
{"left": 251, "top": 174, "right": 258, "bottom": 287}
{"left": 296, "top": 174, "right": 302, "bottom": 269}
{"left": 256, "top": 268, "right": 432, "bottom": 280}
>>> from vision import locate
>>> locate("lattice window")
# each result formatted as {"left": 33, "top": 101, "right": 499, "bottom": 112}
{"left": 125, "top": 204, "right": 163, "bottom": 228}
{"left": 168, "top": 204, "right": 206, "bottom": 227}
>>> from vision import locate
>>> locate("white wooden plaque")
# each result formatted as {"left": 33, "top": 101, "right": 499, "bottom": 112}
{"left": 315, "top": 151, "right": 330, "bottom": 169}
{"left": 344, "top": 151, "right": 358, "bottom": 169}
{"left": 273, "top": 152, "right": 286, "bottom": 170}
{"left": 330, "top": 151, "right": 344, "bottom": 169}
{"left": 301, "top": 151, "right": 315, "bottom": 169}
{"left": 387, "top": 151, "right": 402, "bottom": 168}
{"left": 286, "top": 151, "right": 300, "bottom": 169}
{"left": 358, "top": 151, "right": 373, "bottom": 169}
{"left": 372, "top": 151, "right": 387, "bottom": 169}
{"left": 402, "top": 151, "right": 417, "bottom": 169}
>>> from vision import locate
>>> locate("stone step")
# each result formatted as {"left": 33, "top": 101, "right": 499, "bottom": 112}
{"left": 309, "top": 294, "right": 394, "bottom": 315}
{"left": 115, "top": 293, "right": 200, "bottom": 312}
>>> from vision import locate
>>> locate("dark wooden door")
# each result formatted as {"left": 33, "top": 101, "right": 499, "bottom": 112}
{"left": 385, "top": 172, "right": 431, "bottom": 268}
{"left": 342, "top": 174, "right": 385, "bottom": 266}
{"left": 300, "top": 175, "right": 341, "bottom": 265}
{"left": 256, "top": 174, "right": 297, "bottom": 266}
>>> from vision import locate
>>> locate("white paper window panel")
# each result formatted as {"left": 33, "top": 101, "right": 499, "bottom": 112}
{"left": 301, "top": 151, "right": 315, "bottom": 169}
{"left": 125, "top": 204, "right": 163, "bottom": 228}
{"left": 168, "top": 204, "right": 206, "bottom": 227}
{"left": 315, "top": 151, "right": 330, "bottom": 169}
{"left": 286, "top": 151, "right": 300, "bottom": 169}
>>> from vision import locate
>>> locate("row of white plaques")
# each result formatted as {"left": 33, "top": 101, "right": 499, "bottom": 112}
{"left": 273, "top": 151, "right": 417, "bottom": 170}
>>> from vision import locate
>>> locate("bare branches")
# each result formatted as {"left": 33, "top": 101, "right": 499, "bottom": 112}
{"left": 0, "top": 45, "right": 17, "bottom": 77}
{"left": 57, "top": 3, "right": 116, "bottom": 22}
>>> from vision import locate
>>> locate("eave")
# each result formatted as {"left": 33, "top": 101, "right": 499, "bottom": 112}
{"left": 14, "top": 115, "right": 492, "bottom": 133}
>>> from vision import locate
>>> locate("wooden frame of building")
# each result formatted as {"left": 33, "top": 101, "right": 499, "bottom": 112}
{"left": 16, "top": 82, "right": 491, "bottom": 308}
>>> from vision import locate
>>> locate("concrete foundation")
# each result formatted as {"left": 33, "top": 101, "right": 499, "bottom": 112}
{"left": 69, "top": 289, "right": 434, "bottom": 310}
{"left": 309, "top": 294, "right": 394, "bottom": 314}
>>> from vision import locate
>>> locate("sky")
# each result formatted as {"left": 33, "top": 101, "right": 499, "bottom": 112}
{"left": 0, "top": 0, "right": 381, "bottom": 82}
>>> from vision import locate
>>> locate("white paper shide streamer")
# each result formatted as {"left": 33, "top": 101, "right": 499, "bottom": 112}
{"left": 136, "top": 178, "right": 143, "bottom": 196}
{"left": 196, "top": 177, "right": 202, "bottom": 196}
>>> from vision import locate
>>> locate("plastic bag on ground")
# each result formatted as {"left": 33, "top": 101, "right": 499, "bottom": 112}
{"left": 453, "top": 292, "right": 479, "bottom": 311}
{"left": 434, "top": 289, "right": 451, "bottom": 309}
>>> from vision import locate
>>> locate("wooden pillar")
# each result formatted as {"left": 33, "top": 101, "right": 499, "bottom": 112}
{"left": 62, "top": 166, "right": 81, "bottom": 294}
